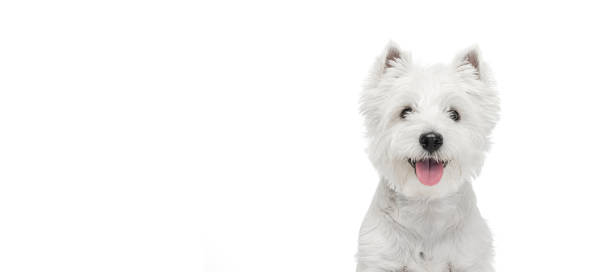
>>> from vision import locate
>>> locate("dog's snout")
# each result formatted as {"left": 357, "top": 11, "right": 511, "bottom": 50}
{"left": 419, "top": 132, "right": 443, "bottom": 153}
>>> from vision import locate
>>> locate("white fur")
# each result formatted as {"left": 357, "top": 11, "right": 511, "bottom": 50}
{"left": 356, "top": 42, "right": 500, "bottom": 272}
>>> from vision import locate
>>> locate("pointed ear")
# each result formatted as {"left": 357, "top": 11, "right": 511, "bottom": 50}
{"left": 383, "top": 42, "right": 402, "bottom": 69}
{"left": 454, "top": 46, "right": 483, "bottom": 80}
{"left": 366, "top": 41, "right": 410, "bottom": 88}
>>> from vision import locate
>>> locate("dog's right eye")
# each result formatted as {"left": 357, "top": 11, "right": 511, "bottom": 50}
{"left": 400, "top": 107, "right": 413, "bottom": 119}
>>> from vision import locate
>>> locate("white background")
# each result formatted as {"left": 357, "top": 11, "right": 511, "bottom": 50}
{"left": 1, "top": 1, "right": 611, "bottom": 271}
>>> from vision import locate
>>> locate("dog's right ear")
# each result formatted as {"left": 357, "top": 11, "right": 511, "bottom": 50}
{"left": 366, "top": 41, "right": 410, "bottom": 88}
{"left": 382, "top": 42, "right": 402, "bottom": 69}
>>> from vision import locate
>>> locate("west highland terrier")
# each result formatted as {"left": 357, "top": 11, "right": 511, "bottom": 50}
{"left": 356, "top": 42, "right": 500, "bottom": 272}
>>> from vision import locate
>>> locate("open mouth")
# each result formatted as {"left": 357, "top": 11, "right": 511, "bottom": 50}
{"left": 407, "top": 158, "right": 448, "bottom": 186}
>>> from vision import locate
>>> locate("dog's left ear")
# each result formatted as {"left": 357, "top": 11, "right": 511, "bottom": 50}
{"left": 454, "top": 46, "right": 484, "bottom": 80}
{"left": 453, "top": 46, "right": 500, "bottom": 129}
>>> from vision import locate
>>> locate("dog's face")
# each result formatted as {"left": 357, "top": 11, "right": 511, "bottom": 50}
{"left": 361, "top": 43, "right": 499, "bottom": 199}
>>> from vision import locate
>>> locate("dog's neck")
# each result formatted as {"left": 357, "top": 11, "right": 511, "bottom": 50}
{"left": 374, "top": 179, "right": 478, "bottom": 238}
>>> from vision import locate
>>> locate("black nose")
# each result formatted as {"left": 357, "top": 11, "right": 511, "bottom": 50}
{"left": 419, "top": 132, "right": 443, "bottom": 153}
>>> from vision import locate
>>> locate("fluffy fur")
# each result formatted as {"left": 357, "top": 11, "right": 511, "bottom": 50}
{"left": 356, "top": 42, "right": 500, "bottom": 272}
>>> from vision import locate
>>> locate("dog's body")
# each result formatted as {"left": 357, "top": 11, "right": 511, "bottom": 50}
{"left": 356, "top": 43, "right": 499, "bottom": 272}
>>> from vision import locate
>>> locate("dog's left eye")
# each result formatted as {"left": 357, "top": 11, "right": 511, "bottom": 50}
{"left": 448, "top": 109, "right": 460, "bottom": 122}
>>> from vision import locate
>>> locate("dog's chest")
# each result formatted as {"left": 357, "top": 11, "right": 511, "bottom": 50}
{"left": 398, "top": 262, "right": 452, "bottom": 272}
{"left": 386, "top": 194, "right": 468, "bottom": 271}
{"left": 390, "top": 232, "right": 457, "bottom": 272}
{"left": 357, "top": 183, "right": 490, "bottom": 272}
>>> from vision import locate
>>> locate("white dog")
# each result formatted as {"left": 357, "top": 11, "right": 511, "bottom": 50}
{"left": 356, "top": 42, "right": 500, "bottom": 272}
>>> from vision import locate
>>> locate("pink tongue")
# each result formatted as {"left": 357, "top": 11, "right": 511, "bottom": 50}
{"left": 415, "top": 159, "right": 444, "bottom": 186}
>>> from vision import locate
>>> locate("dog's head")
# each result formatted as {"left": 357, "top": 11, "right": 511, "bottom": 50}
{"left": 361, "top": 42, "right": 499, "bottom": 199}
